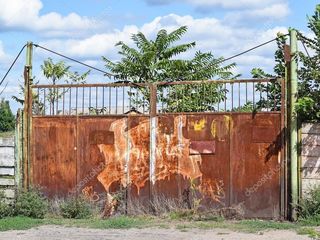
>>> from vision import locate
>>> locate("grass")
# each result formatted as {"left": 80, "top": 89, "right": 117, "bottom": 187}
{"left": 0, "top": 131, "right": 14, "bottom": 138}
{"left": 0, "top": 217, "right": 43, "bottom": 231}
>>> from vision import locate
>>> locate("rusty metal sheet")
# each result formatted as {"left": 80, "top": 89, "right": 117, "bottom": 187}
{"left": 189, "top": 141, "right": 215, "bottom": 155}
{"left": 230, "top": 113, "right": 281, "bottom": 219}
{"left": 127, "top": 116, "right": 150, "bottom": 206}
{"left": 77, "top": 117, "right": 126, "bottom": 203}
{"left": 31, "top": 112, "right": 283, "bottom": 219}
{"left": 32, "top": 117, "right": 77, "bottom": 197}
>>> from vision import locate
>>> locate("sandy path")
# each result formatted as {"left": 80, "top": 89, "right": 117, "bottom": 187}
{"left": 0, "top": 225, "right": 312, "bottom": 240}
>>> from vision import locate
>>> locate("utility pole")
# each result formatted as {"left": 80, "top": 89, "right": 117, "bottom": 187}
{"left": 289, "top": 29, "right": 298, "bottom": 220}
{"left": 23, "top": 42, "right": 33, "bottom": 189}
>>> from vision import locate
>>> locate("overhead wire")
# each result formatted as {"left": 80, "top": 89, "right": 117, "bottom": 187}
{"left": 0, "top": 44, "right": 27, "bottom": 87}
{"left": 215, "top": 34, "right": 290, "bottom": 65}
{"left": 33, "top": 44, "right": 115, "bottom": 77}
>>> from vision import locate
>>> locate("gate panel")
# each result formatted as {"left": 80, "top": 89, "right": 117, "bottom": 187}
{"left": 32, "top": 117, "right": 77, "bottom": 197}
{"left": 230, "top": 113, "right": 281, "bottom": 218}
{"left": 77, "top": 117, "right": 125, "bottom": 203}
{"left": 188, "top": 115, "right": 230, "bottom": 209}
{"left": 154, "top": 114, "right": 230, "bottom": 209}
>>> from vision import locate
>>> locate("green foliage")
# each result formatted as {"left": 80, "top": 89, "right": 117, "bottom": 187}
{"left": 40, "top": 58, "right": 89, "bottom": 115}
{"left": 232, "top": 101, "right": 254, "bottom": 112}
{"left": 0, "top": 99, "right": 15, "bottom": 132}
{"left": 0, "top": 191, "right": 13, "bottom": 219}
{"left": 103, "top": 26, "right": 236, "bottom": 112}
{"left": 60, "top": 196, "right": 92, "bottom": 219}
{"left": 297, "top": 185, "right": 320, "bottom": 222}
{"left": 250, "top": 34, "right": 286, "bottom": 112}
{"left": 296, "top": 4, "right": 320, "bottom": 122}
{"left": 15, "top": 188, "right": 48, "bottom": 219}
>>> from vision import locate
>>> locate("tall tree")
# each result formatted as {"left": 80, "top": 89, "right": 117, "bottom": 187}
{"left": 252, "top": 5, "right": 320, "bottom": 121}
{"left": 41, "top": 58, "right": 89, "bottom": 114}
{"left": 103, "top": 26, "right": 236, "bottom": 112}
{"left": 296, "top": 4, "right": 320, "bottom": 121}
{"left": 0, "top": 99, "right": 15, "bottom": 132}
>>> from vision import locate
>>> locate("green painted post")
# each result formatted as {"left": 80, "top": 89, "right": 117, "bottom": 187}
{"left": 289, "top": 29, "right": 298, "bottom": 220}
{"left": 23, "top": 42, "right": 33, "bottom": 189}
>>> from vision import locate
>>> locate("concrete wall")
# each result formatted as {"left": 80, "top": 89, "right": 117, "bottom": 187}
{"left": 301, "top": 123, "right": 320, "bottom": 197}
{"left": 0, "top": 137, "right": 15, "bottom": 200}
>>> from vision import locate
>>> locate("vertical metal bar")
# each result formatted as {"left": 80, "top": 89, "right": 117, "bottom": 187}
{"left": 231, "top": 83, "right": 234, "bottom": 111}
{"left": 260, "top": 83, "right": 262, "bottom": 110}
{"left": 122, "top": 86, "right": 125, "bottom": 114}
{"left": 82, "top": 87, "right": 84, "bottom": 115}
{"left": 245, "top": 82, "right": 248, "bottom": 104}
{"left": 115, "top": 87, "right": 118, "bottom": 114}
{"left": 135, "top": 87, "right": 138, "bottom": 111}
{"left": 37, "top": 88, "right": 40, "bottom": 114}
{"left": 49, "top": 88, "right": 52, "bottom": 115}
{"left": 274, "top": 82, "right": 277, "bottom": 111}
{"left": 62, "top": 87, "right": 65, "bottom": 115}
{"left": 143, "top": 87, "right": 146, "bottom": 114}
{"left": 253, "top": 82, "right": 255, "bottom": 109}
{"left": 102, "top": 86, "right": 105, "bottom": 110}
{"left": 167, "top": 86, "right": 170, "bottom": 112}
{"left": 69, "top": 87, "right": 72, "bottom": 115}
{"left": 109, "top": 87, "right": 111, "bottom": 114}
{"left": 76, "top": 86, "right": 78, "bottom": 115}
{"left": 224, "top": 83, "right": 227, "bottom": 111}
{"left": 129, "top": 86, "right": 132, "bottom": 111}
{"left": 56, "top": 87, "right": 59, "bottom": 115}
{"left": 238, "top": 82, "right": 240, "bottom": 109}
{"left": 266, "top": 83, "right": 269, "bottom": 112}
{"left": 96, "top": 86, "right": 98, "bottom": 112}
{"left": 161, "top": 87, "right": 164, "bottom": 113}
{"left": 43, "top": 88, "right": 46, "bottom": 116}
{"left": 89, "top": 87, "right": 91, "bottom": 115}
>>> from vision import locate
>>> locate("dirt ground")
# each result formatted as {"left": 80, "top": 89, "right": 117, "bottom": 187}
{"left": 0, "top": 225, "right": 313, "bottom": 240}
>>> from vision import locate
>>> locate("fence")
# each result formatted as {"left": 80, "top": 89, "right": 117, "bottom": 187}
{"left": 0, "top": 137, "right": 15, "bottom": 200}
{"left": 301, "top": 123, "right": 320, "bottom": 197}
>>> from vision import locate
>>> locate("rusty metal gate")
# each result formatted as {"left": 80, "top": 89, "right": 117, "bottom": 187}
{"left": 24, "top": 78, "right": 286, "bottom": 219}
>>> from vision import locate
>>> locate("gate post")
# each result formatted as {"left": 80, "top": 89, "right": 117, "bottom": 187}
{"left": 288, "top": 29, "right": 298, "bottom": 220}
{"left": 23, "top": 42, "right": 33, "bottom": 189}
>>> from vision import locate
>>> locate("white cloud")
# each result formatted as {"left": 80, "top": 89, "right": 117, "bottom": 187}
{"left": 38, "top": 14, "right": 288, "bottom": 77}
{"left": 145, "top": 0, "right": 288, "bottom": 10}
{"left": 0, "top": 0, "right": 101, "bottom": 36}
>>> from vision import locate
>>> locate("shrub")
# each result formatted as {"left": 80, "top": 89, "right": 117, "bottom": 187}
{"left": 298, "top": 185, "right": 320, "bottom": 222}
{"left": 15, "top": 188, "right": 48, "bottom": 219}
{"left": 0, "top": 190, "right": 13, "bottom": 218}
{"left": 60, "top": 196, "right": 92, "bottom": 219}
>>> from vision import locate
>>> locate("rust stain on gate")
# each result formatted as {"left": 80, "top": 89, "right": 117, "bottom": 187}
{"left": 28, "top": 79, "right": 285, "bottom": 219}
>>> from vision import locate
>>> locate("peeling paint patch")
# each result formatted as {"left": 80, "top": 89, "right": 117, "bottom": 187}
{"left": 211, "top": 120, "right": 216, "bottom": 138}
{"left": 192, "top": 119, "right": 206, "bottom": 131}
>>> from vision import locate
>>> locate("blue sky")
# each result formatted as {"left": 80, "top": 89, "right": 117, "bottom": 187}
{"left": 0, "top": 0, "right": 318, "bottom": 112}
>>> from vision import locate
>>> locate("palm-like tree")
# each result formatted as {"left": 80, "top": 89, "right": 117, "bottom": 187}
{"left": 103, "top": 26, "right": 236, "bottom": 112}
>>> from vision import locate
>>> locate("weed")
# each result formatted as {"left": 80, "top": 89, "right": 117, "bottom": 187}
{"left": 15, "top": 187, "right": 48, "bottom": 219}
{"left": 60, "top": 196, "right": 93, "bottom": 219}
{"left": 298, "top": 185, "right": 320, "bottom": 224}
{"left": 0, "top": 190, "right": 13, "bottom": 218}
